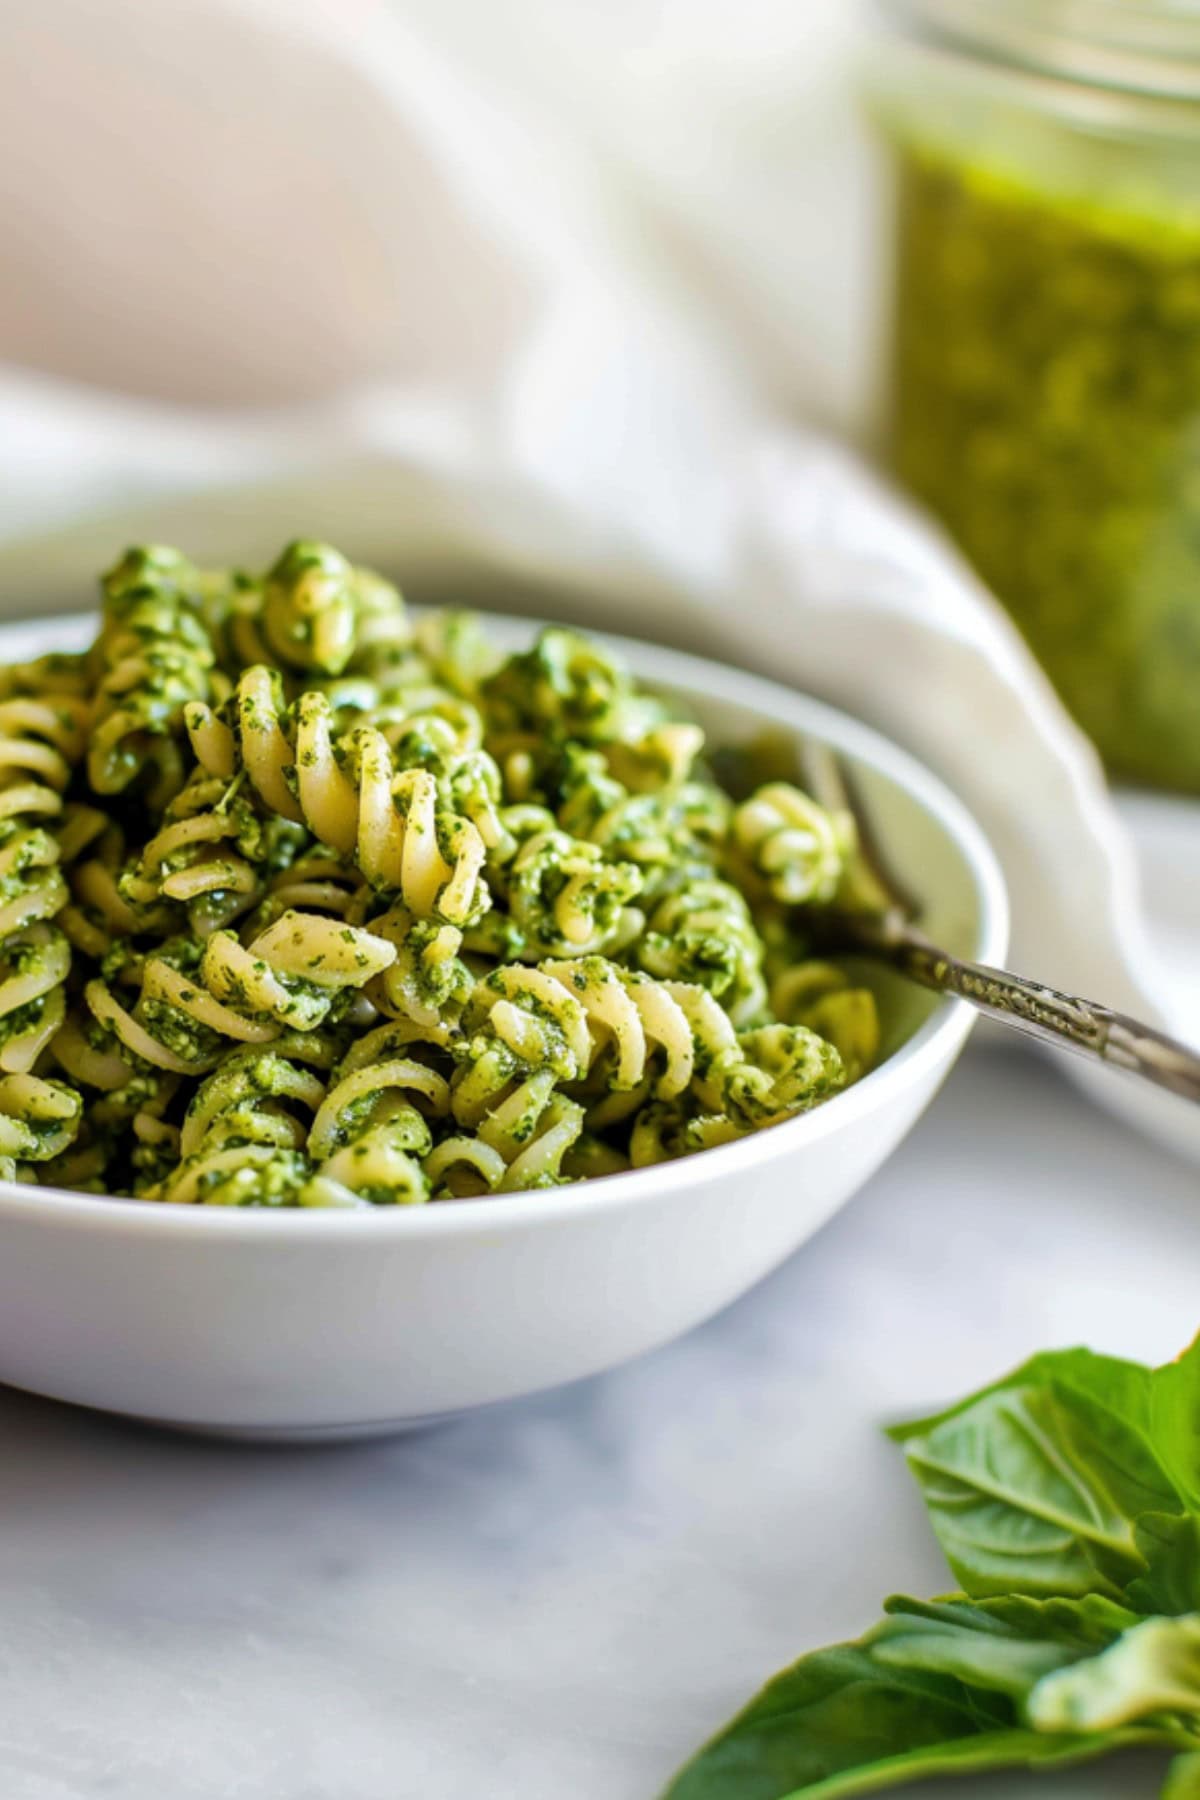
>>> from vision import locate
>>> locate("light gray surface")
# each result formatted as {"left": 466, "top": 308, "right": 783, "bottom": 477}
{"left": 3, "top": 1044, "right": 1196, "bottom": 1800}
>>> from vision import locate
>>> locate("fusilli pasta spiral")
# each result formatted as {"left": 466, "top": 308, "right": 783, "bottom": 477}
{"left": 728, "top": 781, "right": 855, "bottom": 906}
{"left": 147, "top": 1034, "right": 338, "bottom": 1206}
{"left": 186, "top": 678, "right": 492, "bottom": 927}
{"left": 0, "top": 682, "right": 89, "bottom": 1072}
{"left": 305, "top": 1020, "right": 448, "bottom": 1206}
{"left": 88, "top": 546, "right": 217, "bottom": 808}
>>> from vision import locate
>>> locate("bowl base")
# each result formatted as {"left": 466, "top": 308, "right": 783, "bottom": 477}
{"left": 131, "top": 1409, "right": 462, "bottom": 1443}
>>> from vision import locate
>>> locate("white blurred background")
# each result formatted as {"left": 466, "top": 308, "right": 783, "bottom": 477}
{"left": 0, "top": 0, "right": 878, "bottom": 456}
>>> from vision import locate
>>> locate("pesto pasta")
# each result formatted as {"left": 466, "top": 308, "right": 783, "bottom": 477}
{"left": 9, "top": 540, "right": 881, "bottom": 1206}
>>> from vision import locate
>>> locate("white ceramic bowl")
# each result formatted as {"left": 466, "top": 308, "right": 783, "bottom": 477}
{"left": 0, "top": 617, "right": 1007, "bottom": 1438}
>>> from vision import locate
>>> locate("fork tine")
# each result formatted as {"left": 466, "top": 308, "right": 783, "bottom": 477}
{"left": 799, "top": 738, "right": 851, "bottom": 815}
{"left": 803, "top": 740, "right": 922, "bottom": 923}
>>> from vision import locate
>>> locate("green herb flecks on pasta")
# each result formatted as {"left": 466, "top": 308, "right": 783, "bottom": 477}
{"left": 0, "top": 650, "right": 91, "bottom": 1084}
{"left": 88, "top": 546, "right": 218, "bottom": 808}
{"left": 3, "top": 539, "right": 879, "bottom": 1203}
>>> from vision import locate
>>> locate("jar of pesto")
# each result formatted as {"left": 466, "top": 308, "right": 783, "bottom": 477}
{"left": 872, "top": 1, "right": 1200, "bottom": 790}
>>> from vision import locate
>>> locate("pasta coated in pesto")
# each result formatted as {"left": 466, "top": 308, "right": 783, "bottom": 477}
{"left": 8, "top": 540, "right": 881, "bottom": 1205}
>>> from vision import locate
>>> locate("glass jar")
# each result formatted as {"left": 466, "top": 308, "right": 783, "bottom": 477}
{"left": 871, "top": 1, "right": 1200, "bottom": 790}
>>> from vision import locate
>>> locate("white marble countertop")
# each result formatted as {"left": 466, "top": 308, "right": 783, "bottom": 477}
{"left": 3, "top": 1042, "right": 1198, "bottom": 1800}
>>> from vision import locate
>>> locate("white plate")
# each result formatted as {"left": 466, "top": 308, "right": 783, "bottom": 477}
{"left": 0, "top": 617, "right": 1007, "bottom": 1437}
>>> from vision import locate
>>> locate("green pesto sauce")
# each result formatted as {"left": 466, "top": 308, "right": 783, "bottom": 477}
{"left": 889, "top": 138, "right": 1200, "bottom": 790}
{"left": 138, "top": 998, "right": 221, "bottom": 1065}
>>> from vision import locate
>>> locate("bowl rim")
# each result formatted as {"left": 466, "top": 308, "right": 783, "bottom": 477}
{"left": 0, "top": 616, "right": 1009, "bottom": 1239}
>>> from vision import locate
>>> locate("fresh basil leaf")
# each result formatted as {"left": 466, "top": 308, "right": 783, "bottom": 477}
{"left": 659, "top": 1612, "right": 1164, "bottom": 1800}
{"left": 1004, "top": 1338, "right": 1200, "bottom": 1520}
{"left": 1150, "top": 1335, "right": 1200, "bottom": 1513}
{"left": 660, "top": 1628, "right": 1006, "bottom": 1800}
{"left": 1128, "top": 1516, "right": 1200, "bottom": 1617}
{"left": 778, "top": 1730, "right": 1165, "bottom": 1800}
{"left": 1028, "top": 1614, "right": 1200, "bottom": 1736}
{"left": 892, "top": 1380, "right": 1182, "bottom": 1600}
{"left": 874, "top": 1594, "right": 1136, "bottom": 1700}
{"left": 889, "top": 1348, "right": 1157, "bottom": 1446}
{"left": 893, "top": 1341, "right": 1200, "bottom": 1522}
{"left": 665, "top": 1339, "right": 1200, "bottom": 1800}
{"left": 1164, "top": 1748, "right": 1200, "bottom": 1798}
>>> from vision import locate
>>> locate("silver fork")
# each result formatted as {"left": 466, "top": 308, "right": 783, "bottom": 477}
{"left": 803, "top": 743, "right": 1200, "bottom": 1106}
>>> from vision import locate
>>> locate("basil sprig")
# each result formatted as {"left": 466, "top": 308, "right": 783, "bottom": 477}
{"left": 662, "top": 1337, "right": 1200, "bottom": 1800}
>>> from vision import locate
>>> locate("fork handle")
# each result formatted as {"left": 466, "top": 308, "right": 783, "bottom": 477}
{"left": 846, "top": 915, "right": 1200, "bottom": 1104}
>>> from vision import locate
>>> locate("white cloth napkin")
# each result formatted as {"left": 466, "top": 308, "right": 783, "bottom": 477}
{"left": 0, "top": 0, "right": 1194, "bottom": 1152}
